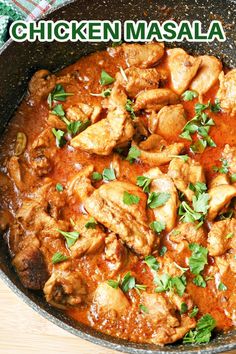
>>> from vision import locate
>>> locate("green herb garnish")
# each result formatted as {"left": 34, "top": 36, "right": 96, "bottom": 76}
{"left": 123, "top": 191, "right": 140, "bottom": 205}
{"left": 102, "top": 167, "right": 116, "bottom": 181}
{"left": 85, "top": 217, "right": 97, "bottom": 229}
{"left": 126, "top": 146, "right": 141, "bottom": 164}
{"left": 51, "top": 252, "right": 68, "bottom": 264}
{"left": 99, "top": 70, "right": 115, "bottom": 86}
{"left": 182, "top": 90, "right": 198, "bottom": 101}
{"left": 56, "top": 229, "right": 79, "bottom": 248}
{"left": 149, "top": 221, "right": 165, "bottom": 234}
{"left": 52, "top": 128, "right": 66, "bottom": 148}
{"left": 147, "top": 192, "right": 170, "bottom": 209}
{"left": 183, "top": 314, "right": 216, "bottom": 344}
{"left": 136, "top": 176, "right": 152, "bottom": 193}
{"left": 56, "top": 183, "right": 63, "bottom": 192}
{"left": 144, "top": 255, "right": 160, "bottom": 271}
{"left": 48, "top": 84, "right": 73, "bottom": 108}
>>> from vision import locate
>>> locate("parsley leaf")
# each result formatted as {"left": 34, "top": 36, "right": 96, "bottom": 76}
{"left": 126, "top": 146, "right": 140, "bottom": 164}
{"left": 121, "top": 272, "right": 146, "bottom": 293}
{"left": 52, "top": 128, "right": 66, "bottom": 148}
{"left": 139, "top": 304, "right": 149, "bottom": 314}
{"left": 189, "top": 243, "right": 208, "bottom": 275}
{"left": 48, "top": 84, "right": 73, "bottom": 108}
{"left": 56, "top": 229, "right": 79, "bottom": 248}
{"left": 149, "top": 221, "right": 165, "bottom": 234}
{"left": 107, "top": 279, "right": 119, "bottom": 289}
{"left": 170, "top": 154, "right": 189, "bottom": 162}
{"left": 193, "top": 274, "right": 206, "bottom": 288}
{"left": 147, "top": 192, "right": 170, "bottom": 209}
{"left": 192, "top": 193, "right": 210, "bottom": 214}
{"left": 144, "top": 255, "right": 160, "bottom": 271}
{"left": 51, "top": 252, "right": 68, "bottom": 264}
{"left": 125, "top": 99, "right": 136, "bottom": 119}
{"left": 85, "top": 217, "right": 97, "bottom": 229}
{"left": 190, "top": 306, "right": 199, "bottom": 318}
{"left": 52, "top": 104, "right": 65, "bottom": 117}
{"left": 92, "top": 172, "right": 103, "bottom": 181}
{"left": 159, "top": 246, "right": 167, "bottom": 256}
{"left": 56, "top": 183, "right": 63, "bottom": 192}
{"left": 182, "top": 90, "right": 198, "bottom": 101}
{"left": 218, "top": 282, "right": 227, "bottom": 291}
{"left": 210, "top": 98, "right": 221, "bottom": 113}
{"left": 171, "top": 274, "right": 187, "bottom": 296}
{"left": 180, "top": 302, "right": 188, "bottom": 314}
{"left": 67, "top": 120, "right": 90, "bottom": 135}
{"left": 123, "top": 191, "right": 140, "bottom": 205}
{"left": 179, "top": 201, "right": 202, "bottom": 223}
{"left": 102, "top": 167, "right": 116, "bottom": 181}
{"left": 90, "top": 88, "right": 112, "bottom": 98}
{"left": 154, "top": 273, "right": 171, "bottom": 293}
{"left": 183, "top": 314, "right": 216, "bottom": 344}
{"left": 226, "top": 232, "right": 234, "bottom": 239}
{"left": 136, "top": 176, "right": 152, "bottom": 193}
{"left": 189, "top": 182, "right": 207, "bottom": 196}
{"left": 100, "top": 70, "right": 115, "bottom": 86}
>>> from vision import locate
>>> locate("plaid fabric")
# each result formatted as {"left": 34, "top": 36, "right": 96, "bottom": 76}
{"left": 0, "top": 0, "right": 65, "bottom": 47}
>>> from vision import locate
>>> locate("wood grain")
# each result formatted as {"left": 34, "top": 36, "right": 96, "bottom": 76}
{"left": 0, "top": 278, "right": 235, "bottom": 354}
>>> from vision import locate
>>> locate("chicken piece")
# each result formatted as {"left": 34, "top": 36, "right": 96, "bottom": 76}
{"left": 141, "top": 292, "right": 195, "bottom": 345}
{"left": 12, "top": 245, "right": 49, "bottom": 290}
{"left": 93, "top": 282, "right": 129, "bottom": 317}
{"left": 145, "top": 168, "right": 178, "bottom": 232}
{"left": 167, "top": 48, "right": 201, "bottom": 95}
{"left": 66, "top": 106, "right": 89, "bottom": 123}
{"left": 168, "top": 157, "right": 205, "bottom": 201}
{"left": 8, "top": 156, "right": 24, "bottom": 191}
{"left": 85, "top": 181, "right": 155, "bottom": 256}
{"left": 170, "top": 223, "right": 206, "bottom": 251}
{"left": 134, "top": 137, "right": 184, "bottom": 166}
{"left": 66, "top": 104, "right": 102, "bottom": 125}
{"left": 16, "top": 198, "right": 68, "bottom": 242}
{"left": 70, "top": 215, "right": 105, "bottom": 258}
{"left": 0, "top": 209, "right": 13, "bottom": 233}
{"left": 215, "top": 253, "right": 236, "bottom": 275}
{"left": 44, "top": 268, "right": 87, "bottom": 309}
{"left": 209, "top": 174, "right": 229, "bottom": 189}
{"left": 29, "top": 128, "right": 57, "bottom": 176}
{"left": 123, "top": 42, "right": 165, "bottom": 68}
{"left": 141, "top": 293, "right": 179, "bottom": 326}
{"left": 67, "top": 165, "right": 95, "bottom": 202}
{"left": 208, "top": 176, "right": 236, "bottom": 221}
{"left": 134, "top": 88, "right": 179, "bottom": 112}
{"left": 116, "top": 67, "right": 167, "bottom": 98}
{"left": 190, "top": 55, "right": 222, "bottom": 99}
{"left": 47, "top": 113, "right": 66, "bottom": 129}
{"left": 28, "top": 69, "right": 56, "bottom": 102}
{"left": 216, "top": 69, "right": 236, "bottom": 116}
{"left": 105, "top": 233, "right": 127, "bottom": 274}
{"left": 149, "top": 104, "right": 187, "bottom": 139}
{"left": 105, "top": 83, "right": 128, "bottom": 111}
{"left": 70, "top": 110, "right": 134, "bottom": 156}
{"left": 222, "top": 145, "right": 236, "bottom": 174}
{"left": 31, "top": 181, "right": 67, "bottom": 220}
{"left": 207, "top": 219, "right": 236, "bottom": 256}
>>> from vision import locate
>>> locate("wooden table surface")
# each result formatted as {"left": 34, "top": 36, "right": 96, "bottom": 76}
{"left": 0, "top": 278, "right": 235, "bottom": 354}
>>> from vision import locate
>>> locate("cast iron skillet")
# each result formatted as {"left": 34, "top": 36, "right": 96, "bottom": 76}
{"left": 0, "top": 0, "right": 236, "bottom": 352}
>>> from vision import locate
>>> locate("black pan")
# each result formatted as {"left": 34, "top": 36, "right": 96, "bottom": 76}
{"left": 0, "top": 0, "right": 236, "bottom": 353}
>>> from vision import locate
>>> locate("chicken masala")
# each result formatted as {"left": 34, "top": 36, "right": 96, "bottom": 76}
{"left": 0, "top": 42, "right": 236, "bottom": 346}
